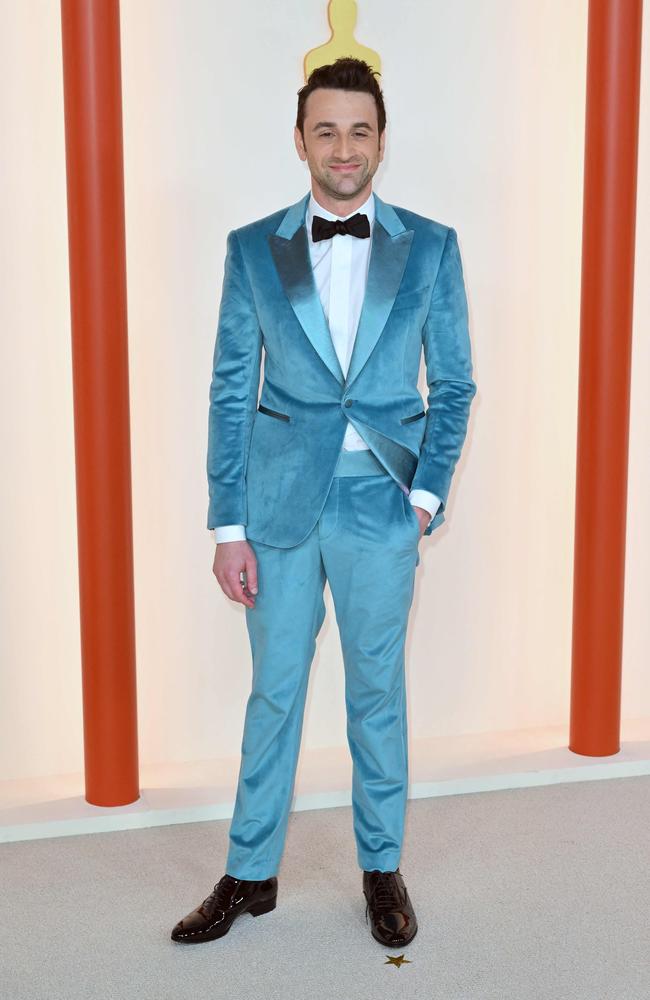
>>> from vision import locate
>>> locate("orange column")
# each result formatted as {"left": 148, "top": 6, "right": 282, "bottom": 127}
{"left": 60, "top": 0, "right": 139, "bottom": 804}
{"left": 570, "top": 0, "right": 643, "bottom": 755}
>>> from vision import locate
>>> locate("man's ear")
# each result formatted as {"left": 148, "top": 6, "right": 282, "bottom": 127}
{"left": 294, "top": 126, "right": 307, "bottom": 162}
{"left": 378, "top": 129, "right": 386, "bottom": 162}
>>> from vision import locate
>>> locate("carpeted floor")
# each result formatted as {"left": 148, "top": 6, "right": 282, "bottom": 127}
{"left": 2, "top": 774, "right": 649, "bottom": 1000}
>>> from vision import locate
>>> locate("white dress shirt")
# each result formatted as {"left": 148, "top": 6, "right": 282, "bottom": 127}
{"left": 213, "top": 191, "right": 441, "bottom": 543}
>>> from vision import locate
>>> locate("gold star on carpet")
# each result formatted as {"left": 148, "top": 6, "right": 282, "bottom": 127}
{"left": 384, "top": 953, "right": 412, "bottom": 967}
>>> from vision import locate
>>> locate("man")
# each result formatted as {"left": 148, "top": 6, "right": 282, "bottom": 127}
{"left": 172, "top": 57, "right": 476, "bottom": 949}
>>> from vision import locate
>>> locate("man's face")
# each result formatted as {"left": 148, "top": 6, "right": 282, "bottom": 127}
{"left": 294, "top": 87, "right": 385, "bottom": 206}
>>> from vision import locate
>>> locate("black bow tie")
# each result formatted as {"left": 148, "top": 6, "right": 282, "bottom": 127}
{"left": 311, "top": 212, "right": 371, "bottom": 243}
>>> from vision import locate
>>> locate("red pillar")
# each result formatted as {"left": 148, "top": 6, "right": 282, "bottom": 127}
{"left": 570, "top": 0, "right": 643, "bottom": 755}
{"left": 60, "top": 0, "right": 139, "bottom": 804}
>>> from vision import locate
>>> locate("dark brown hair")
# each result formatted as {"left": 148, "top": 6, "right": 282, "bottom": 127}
{"left": 296, "top": 57, "right": 386, "bottom": 140}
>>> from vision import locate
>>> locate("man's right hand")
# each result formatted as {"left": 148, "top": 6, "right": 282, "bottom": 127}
{"left": 213, "top": 540, "right": 258, "bottom": 608}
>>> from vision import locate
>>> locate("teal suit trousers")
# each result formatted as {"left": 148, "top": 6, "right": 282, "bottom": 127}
{"left": 226, "top": 448, "right": 421, "bottom": 880}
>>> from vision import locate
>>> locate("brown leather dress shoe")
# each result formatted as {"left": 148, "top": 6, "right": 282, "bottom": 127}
{"left": 171, "top": 873, "right": 278, "bottom": 943}
{"left": 363, "top": 867, "right": 418, "bottom": 947}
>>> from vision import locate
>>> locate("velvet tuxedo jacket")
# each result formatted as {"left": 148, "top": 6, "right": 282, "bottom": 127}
{"left": 206, "top": 189, "right": 476, "bottom": 548}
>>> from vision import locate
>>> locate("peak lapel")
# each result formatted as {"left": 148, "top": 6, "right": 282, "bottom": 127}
{"left": 268, "top": 192, "right": 345, "bottom": 385}
{"left": 267, "top": 190, "right": 414, "bottom": 390}
{"left": 344, "top": 194, "right": 414, "bottom": 389}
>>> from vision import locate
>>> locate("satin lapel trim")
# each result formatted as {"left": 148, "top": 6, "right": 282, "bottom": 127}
{"left": 268, "top": 206, "right": 345, "bottom": 385}
{"left": 344, "top": 218, "right": 414, "bottom": 389}
{"left": 267, "top": 190, "right": 414, "bottom": 389}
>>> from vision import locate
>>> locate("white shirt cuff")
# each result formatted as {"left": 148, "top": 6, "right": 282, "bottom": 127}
{"left": 408, "top": 489, "right": 441, "bottom": 520}
{"left": 212, "top": 525, "right": 246, "bottom": 543}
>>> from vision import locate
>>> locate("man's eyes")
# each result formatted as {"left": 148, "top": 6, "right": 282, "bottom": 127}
{"left": 319, "top": 131, "right": 369, "bottom": 138}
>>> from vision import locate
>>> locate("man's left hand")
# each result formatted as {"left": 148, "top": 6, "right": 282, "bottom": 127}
{"left": 412, "top": 505, "right": 431, "bottom": 538}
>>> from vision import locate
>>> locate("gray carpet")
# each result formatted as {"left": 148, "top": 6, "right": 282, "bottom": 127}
{"left": 2, "top": 774, "right": 649, "bottom": 1000}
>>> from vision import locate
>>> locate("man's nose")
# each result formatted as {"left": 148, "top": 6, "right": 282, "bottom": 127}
{"left": 334, "top": 137, "right": 353, "bottom": 159}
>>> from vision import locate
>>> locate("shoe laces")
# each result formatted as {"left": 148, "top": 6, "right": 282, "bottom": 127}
{"left": 203, "top": 874, "right": 241, "bottom": 912}
{"left": 365, "top": 869, "right": 404, "bottom": 918}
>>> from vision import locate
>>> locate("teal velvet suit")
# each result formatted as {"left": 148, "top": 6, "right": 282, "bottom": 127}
{"left": 207, "top": 189, "right": 476, "bottom": 546}
{"left": 206, "top": 189, "right": 476, "bottom": 880}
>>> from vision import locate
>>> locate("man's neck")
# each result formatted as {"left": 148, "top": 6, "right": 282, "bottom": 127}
{"left": 311, "top": 183, "right": 372, "bottom": 218}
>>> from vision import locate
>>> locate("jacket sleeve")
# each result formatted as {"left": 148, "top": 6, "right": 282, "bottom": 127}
{"left": 206, "top": 229, "right": 263, "bottom": 529}
{"left": 410, "top": 226, "right": 477, "bottom": 536}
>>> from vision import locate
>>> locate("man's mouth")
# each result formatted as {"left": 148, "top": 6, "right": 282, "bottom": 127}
{"left": 330, "top": 164, "right": 361, "bottom": 172}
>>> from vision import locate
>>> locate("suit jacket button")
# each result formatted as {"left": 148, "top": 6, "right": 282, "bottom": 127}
{"left": 344, "top": 399, "right": 353, "bottom": 407}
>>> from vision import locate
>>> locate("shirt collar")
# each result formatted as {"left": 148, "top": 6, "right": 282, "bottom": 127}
{"left": 306, "top": 189, "right": 375, "bottom": 243}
